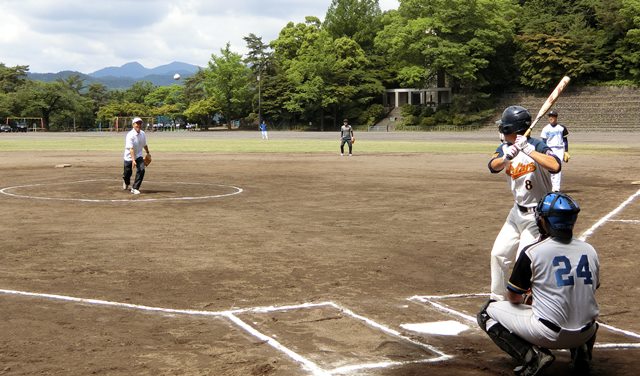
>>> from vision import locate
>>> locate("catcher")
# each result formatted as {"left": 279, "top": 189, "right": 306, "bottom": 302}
{"left": 478, "top": 192, "right": 599, "bottom": 376}
{"left": 122, "top": 117, "right": 151, "bottom": 195}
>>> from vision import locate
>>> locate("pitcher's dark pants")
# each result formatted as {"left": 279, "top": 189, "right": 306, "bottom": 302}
{"left": 340, "top": 138, "right": 352, "bottom": 154}
{"left": 123, "top": 157, "right": 145, "bottom": 190}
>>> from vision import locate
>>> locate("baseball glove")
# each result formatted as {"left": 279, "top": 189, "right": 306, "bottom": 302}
{"left": 144, "top": 154, "right": 152, "bottom": 166}
{"left": 351, "top": 138, "right": 355, "bottom": 144}
{"left": 563, "top": 152, "right": 570, "bottom": 163}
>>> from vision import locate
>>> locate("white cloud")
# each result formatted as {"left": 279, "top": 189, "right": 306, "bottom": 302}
{"left": 0, "top": 0, "right": 398, "bottom": 73}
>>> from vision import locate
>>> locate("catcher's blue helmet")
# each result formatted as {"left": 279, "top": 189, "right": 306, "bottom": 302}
{"left": 535, "top": 192, "right": 580, "bottom": 239}
{"left": 498, "top": 105, "right": 531, "bottom": 135}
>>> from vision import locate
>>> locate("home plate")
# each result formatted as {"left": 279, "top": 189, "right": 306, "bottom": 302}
{"left": 401, "top": 320, "right": 470, "bottom": 336}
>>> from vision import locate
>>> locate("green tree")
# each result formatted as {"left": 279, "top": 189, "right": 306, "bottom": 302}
{"left": 184, "top": 97, "right": 220, "bottom": 127}
{"left": 204, "top": 43, "right": 252, "bottom": 128}
{"left": 124, "top": 81, "right": 155, "bottom": 103}
{"left": 515, "top": 0, "right": 616, "bottom": 88}
{"left": 13, "top": 81, "right": 86, "bottom": 130}
{"left": 375, "top": 0, "right": 516, "bottom": 90}
{"left": 244, "top": 33, "right": 273, "bottom": 123}
{"left": 274, "top": 17, "right": 338, "bottom": 130}
{"left": 59, "top": 74, "right": 86, "bottom": 94}
{"left": 324, "top": 0, "right": 383, "bottom": 51}
{"left": 0, "top": 63, "right": 29, "bottom": 93}
{"left": 96, "top": 102, "right": 150, "bottom": 124}
{"left": 614, "top": 0, "right": 640, "bottom": 82}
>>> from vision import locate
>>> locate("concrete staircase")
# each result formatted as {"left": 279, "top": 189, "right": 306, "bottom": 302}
{"left": 496, "top": 86, "right": 640, "bottom": 132}
{"left": 369, "top": 107, "right": 403, "bottom": 132}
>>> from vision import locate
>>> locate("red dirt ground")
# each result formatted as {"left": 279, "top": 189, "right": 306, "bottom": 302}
{"left": 1, "top": 131, "right": 639, "bottom": 375}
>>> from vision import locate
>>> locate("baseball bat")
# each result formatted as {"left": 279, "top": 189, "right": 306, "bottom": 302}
{"left": 523, "top": 76, "right": 571, "bottom": 137}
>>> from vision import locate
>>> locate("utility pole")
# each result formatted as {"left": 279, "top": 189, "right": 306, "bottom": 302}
{"left": 257, "top": 74, "right": 262, "bottom": 124}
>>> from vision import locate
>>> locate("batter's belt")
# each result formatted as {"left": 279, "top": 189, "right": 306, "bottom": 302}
{"left": 517, "top": 204, "right": 536, "bottom": 214}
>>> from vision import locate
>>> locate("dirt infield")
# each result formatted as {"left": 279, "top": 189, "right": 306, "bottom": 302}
{"left": 1, "top": 131, "right": 640, "bottom": 375}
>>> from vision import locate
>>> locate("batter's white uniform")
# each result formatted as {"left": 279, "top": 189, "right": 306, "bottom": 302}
{"left": 489, "top": 138, "right": 560, "bottom": 301}
{"left": 540, "top": 123, "right": 569, "bottom": 192}
{"left": 486, "top": 236, "right": 599, "bottom": 349}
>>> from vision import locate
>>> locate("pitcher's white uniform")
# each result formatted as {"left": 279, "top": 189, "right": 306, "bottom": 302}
{"left": 488, "top": 138, "right": 559, "bottom": 301}
{"left": 486, "top": 236, "right": 599, "bottom": 349}
{"left": 540, "top": 123, "right": 569, "bottom": 192}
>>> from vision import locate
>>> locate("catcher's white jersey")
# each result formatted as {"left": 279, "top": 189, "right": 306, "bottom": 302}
{"left": 491, "top": 138, "right": 557, "bottom": 208}
{"left": 508, "top": 236, "right": 600, "bottom": 330}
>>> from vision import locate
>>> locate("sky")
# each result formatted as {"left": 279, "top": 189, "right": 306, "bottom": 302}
{"left": 0, "top": 0, "right": 399, "bottom": 74}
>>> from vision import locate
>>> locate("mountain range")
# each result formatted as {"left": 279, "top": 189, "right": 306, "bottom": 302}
{"left": 27, "top": 61, "right": 201, "bottom": 89}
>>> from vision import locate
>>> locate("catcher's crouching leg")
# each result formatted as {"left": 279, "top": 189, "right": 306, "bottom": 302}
{"left": 477, "top": 300, "right": 536, "bottom": 364}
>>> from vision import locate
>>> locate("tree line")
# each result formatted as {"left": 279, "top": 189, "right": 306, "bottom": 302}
{"left": 1, "top": 0, "right": 639, "bottom": 131}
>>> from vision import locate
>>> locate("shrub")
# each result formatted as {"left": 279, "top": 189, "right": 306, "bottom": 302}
{"left": 420, "top": 116, "right": 436, "bottom": 127}
{"left": 358, "top": 104, "right": 386, "bottom": 126}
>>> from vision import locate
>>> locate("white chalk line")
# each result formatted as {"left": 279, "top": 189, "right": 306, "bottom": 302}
{"left": 0, "top": 288, "right": 449, "bottom": 376}
{"left": 221, "top": 312, "right": 330, "bottom": 376}
{"left": 409, "top": 293, "right": 640, "bottom": 349}
{"left": 578, "top": 188, "right": 640, "bottom": 241}
{"left": 608, "top": 219, "right": 640, "bottom": 224}
{"left": 0, "top": 179, "right": 243, "bottom": 202}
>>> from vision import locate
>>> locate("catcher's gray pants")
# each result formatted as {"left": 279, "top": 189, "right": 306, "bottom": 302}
{"left": 486, "top": 301, "right": 597, "bottom": 350}
{"left": 123, "top": 157, "right": 145, "bottom": 190}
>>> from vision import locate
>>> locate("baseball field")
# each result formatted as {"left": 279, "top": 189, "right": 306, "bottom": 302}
{"left": 1, "top": 130, "right": 639, "bottom": 376}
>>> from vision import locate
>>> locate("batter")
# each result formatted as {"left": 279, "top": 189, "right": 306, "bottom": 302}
{"left": 488, "top": 105, "right": 561, "bottom": 301}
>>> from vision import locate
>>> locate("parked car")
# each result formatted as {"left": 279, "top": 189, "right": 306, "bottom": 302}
{"left": 16, "top": 123, "right": 28, "bottom": 132}
{"left": 0, "top": 125, "right": 12, "bottom": 133}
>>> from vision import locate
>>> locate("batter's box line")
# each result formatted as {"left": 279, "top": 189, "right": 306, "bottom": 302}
{"left": 0, "top": 288, "right": 450, "bottom": 376}
{"left": 579, "top": 188, "right": 640, "bottom": 241}
{"left": 409, "top": 293, "right": 640, "bottom": 349}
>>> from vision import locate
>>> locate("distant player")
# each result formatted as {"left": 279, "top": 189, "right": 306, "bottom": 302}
{"left": 122, "top": 117, "right": 151, "bottom": 195}
{"left": 259, "top": 120, "right": 268, "bottom": 140}
{"left": 488, "top": 105, "right": 561, "bottom": 301}
{"left": 339, "top": 119, "right": 354, "bottom": 156}
{"left": 540, "top": 110, "right": 569, "bottom": 192}
{"left": 478, "top": 192, "right": 599, "bottom": 375}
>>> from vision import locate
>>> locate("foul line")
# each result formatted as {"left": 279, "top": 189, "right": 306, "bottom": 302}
{"left": 578, "top": 188, "right": 640, "bottom": 241}
{"left": 0, "top": 288, "right": 450, "bottom": 376}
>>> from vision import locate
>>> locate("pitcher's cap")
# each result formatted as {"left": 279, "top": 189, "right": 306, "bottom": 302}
{"left": 132, "top": 117, "right": 143, "bottom": 124}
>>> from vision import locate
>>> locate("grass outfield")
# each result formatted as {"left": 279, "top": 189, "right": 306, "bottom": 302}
{"left": 0, "top": 132, "right": 634, "bottom": 154}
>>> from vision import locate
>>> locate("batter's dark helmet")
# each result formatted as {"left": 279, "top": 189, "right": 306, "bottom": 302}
{"left": 535, "top": 192, "right": 580, "bottom": 239}
{"left": 498, "top": 105, "right": 531, "bottom": 135}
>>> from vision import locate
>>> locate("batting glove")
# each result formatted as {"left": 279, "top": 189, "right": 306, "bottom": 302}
{"left": 515, "top": 135, "right": 535, "bottom": 155}
{"left": 563, "top": 152, "right": 571, "bottom": 162}
{"left": 503, "top": 144, "right": 519, "bottom": 161}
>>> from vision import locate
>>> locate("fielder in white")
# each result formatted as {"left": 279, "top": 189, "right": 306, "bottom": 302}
{"left": 540, "top": 110, "right": 569, "bottom": 192}
{"left": 488, "top": 106, "right": 561, "bottom": 302}
{"left": 478, "top": 192, "right": 599, "bottom": 376}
